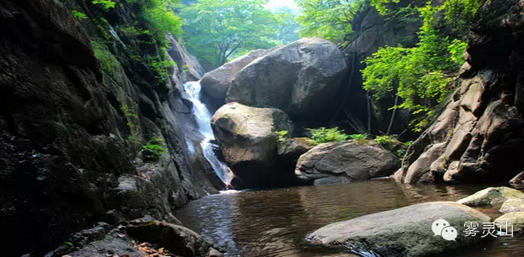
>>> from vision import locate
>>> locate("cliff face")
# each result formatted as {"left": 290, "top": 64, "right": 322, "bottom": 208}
{"left": 0, "top": 0, "right": 220, "bottom": 255}
{"left": 395, "top": 0, "right": 524, "bottom": 184}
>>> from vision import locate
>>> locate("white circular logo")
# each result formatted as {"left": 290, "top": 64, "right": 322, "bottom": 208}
{"left": 431, "top": 219, "right": 450, "bottom": 236}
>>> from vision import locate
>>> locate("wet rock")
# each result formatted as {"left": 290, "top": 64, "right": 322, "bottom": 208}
{"left": 510, "top": 171, "right": 524, "bottom": 187}
{"left": 277, "top": 137, "right": 315, "bottom": 168}
{"left": 457, "top": 187, "right": 524, "bottom": 208}
{"left": 295, "top": 141, "right": 399, "bottom": 184}
{"left": 494, "top": 212, "right": 524, "bottom": 232}
{"left": 226, "top": 38, "right": 348, "bottom": 124}
{"left": 48, "top": 220, "right": 222, "bottom": 257}
{"left": 500, "top": 199, "right": 524, "bottom": 213}
{"left": 459, "top": 72, "right": 489, "bottom": 116}
{"left": 305, "top": 202, "right": 490, "bottom": 257}
{"left": 201, "top": 49, "right": 271, "bottom": 104}
{"left": 443, "top": 161, "right": 463, "bottom": 182}
{"left": 126, "top": 220, "right": 216, "bottom": 257}
{"left": 400, "top": 142, "right": 446, "bottom": 183}
{"left": 313, "top": 177, "right": 352, "bottom": 186}
{"left": 211, "top": 102, "right": 295, "bottom": 188}
{"left": 57, "top": 229, "right": 144, "bottom": 257}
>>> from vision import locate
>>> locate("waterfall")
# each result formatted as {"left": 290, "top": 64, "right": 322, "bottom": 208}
{"left": 183, "top": 81, "right": 232, "bottom": 186}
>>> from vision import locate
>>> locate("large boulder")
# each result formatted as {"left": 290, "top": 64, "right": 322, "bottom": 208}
{"left": 295, "top": 141, "right": 399, "bottom": 185}
{"left": 226, "top": 38, "right": 348, "bottom": 124}
{"left": 305, "top": 202, "right": 490, "bottom": 257}
{"left": 200, "top": 49, "right": 271, "bottom": 104}
{"left": 211, "top": 102, "right": 295, "bottom": 188}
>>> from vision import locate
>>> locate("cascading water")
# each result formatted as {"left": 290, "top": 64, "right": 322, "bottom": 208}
{"left": 183, "top": 81, "right": 232, "bottom": 186}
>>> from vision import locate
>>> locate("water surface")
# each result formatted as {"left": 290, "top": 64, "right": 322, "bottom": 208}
{"left": 176, "top": 180, "right": 524, "bottom": 256}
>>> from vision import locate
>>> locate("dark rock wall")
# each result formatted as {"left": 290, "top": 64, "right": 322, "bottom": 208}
{"left": 0, "top": 0, "right": 220, "bottom": 255}
{"left": 397, "top": 0, "right": 524, "bottom": 184}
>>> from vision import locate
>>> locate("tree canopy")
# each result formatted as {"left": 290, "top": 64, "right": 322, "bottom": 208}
{"left": 180, "top": 0, "right": 298, "bottom": 70}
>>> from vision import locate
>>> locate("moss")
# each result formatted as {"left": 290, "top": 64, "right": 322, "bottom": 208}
{"left": 275, "top": 130, "right": 289, "bottom": 143}
{"left": 91, "top": 39, "right": 120, "bottom": 75}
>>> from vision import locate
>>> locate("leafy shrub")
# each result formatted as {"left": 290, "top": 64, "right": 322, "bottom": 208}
{"left": 142, "top": 138, "right": 167, "bottom": 162}
{"left": 128, "top": 0, "right": 182, "bottom": 47}
{"left": 362, "top": 2, "right": 478, "bottom": 132}
{"left": 275, "top": 130, "right": 289, "bottom": 143}
{"left": 308, "top": 127, "right": 348, "bottom": 145}
{"left": 396, "top": 148, "right": 406, "bottom": 158}
{"left": 149, "top": 57, "right": 176, "bottom": 83}
{"left": 349, "top": 134, "right": 368, "bottom": 140}
{"left": 374, "top": 135, "right": 397, "bottom": 145}
{"left": 92, "top": 0, "right": 116, "bottom": 10}
{"left": 72, "top": 10, "right": 87, "bottom": 20}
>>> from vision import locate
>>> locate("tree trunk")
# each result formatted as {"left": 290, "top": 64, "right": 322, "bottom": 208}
{"left": 386, "top": 94, "right": 399, "bottom": 135}
{"left": 366, "top": 92, "right": 372, "bottom": 134}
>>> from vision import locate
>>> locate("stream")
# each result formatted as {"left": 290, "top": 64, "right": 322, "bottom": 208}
{"left": 176, "top": 180, "right": 524, "bottom": 256}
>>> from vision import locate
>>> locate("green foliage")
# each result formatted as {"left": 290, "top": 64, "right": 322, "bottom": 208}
{"left": 404, "top": 141, "right": 414, "bottom": 147}
{"left": 396, "top": 148, "right": 406, "bottom": 158}
{"left": 296, "top": 0, "right": 363, "bottom": 42}
{"left": 180, "top": 0, "right": 282, "bottom": 69}
{"left": 122, "top": 0, "right": 182, "bottom": 47}
{"left": 295, "top": 0, "right": 406, "bottom": 42}
{"left": 362, "top": 2, "right": 479, "bottom": 131}
{"left": 374, "top": 135, "right": 396, "bottom": 145}
{"left": 442, "top": 0, "right": 482, "bottom": 35}
{"left": 91, "top": 39, "right": 119, "bottom": 74}
{"left": 349, "top": 134, "right": 368, "bottom": 140}
{"left": 119, "top": 25, "right": 149, "bottom": 37}
{"left": 275, "top": 130, "right": 289, "bottom": 143}
{"left": 72, "top": 10, "right": 87, "bottom": 20}
{"left": 142, "top": 138, "right": 167, "bottom": 162}
{"left": 369, "top": 0, "right": 401, "bottom": 15}
{"left": 308, "top": 127, "right": 348, "bottom": 144}
{"left": 63, "top": 242, "right": 74, "bottom": 247}
{"left": 272, "top": 7, "right": 300, "bottom": 44}
{"left": 121, "top": 103, "right": 139, "bottom": 133}
{"left": 141, "top": 0, "right": 182, "bottom": 41}
{"left": 92, "top": 0, "right": 116, "bottom": 10}
{"left": 148, "top": 57, "right": 176, "bottom": 83}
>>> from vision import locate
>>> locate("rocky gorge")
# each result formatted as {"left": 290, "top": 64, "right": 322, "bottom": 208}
{"left": 2, "top": 0, "right": 524, "bottom": 256}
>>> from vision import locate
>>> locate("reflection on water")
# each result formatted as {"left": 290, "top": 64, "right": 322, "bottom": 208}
{"left": 175, "top": 180, "right": 524, "bottom": 256}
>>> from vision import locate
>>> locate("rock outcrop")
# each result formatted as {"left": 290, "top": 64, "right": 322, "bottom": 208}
{"left": 226, "top": 38, "right": 348, "bottom": 124}
{"left": 306, "top": 202, "right": 490, "bottom": 257}
{"left": 458, "top": 187, "right": 524, "bottom": 208}
{"left": 211, "top": 102, "right": 297, "bottom": 188}
{"left": 494, "top": 212, "right": 524, "bottom": 232}
{"left": 201, "top": 49, "right": 271, "bottom": 106}
{"left": 0, "top": 0, "right": 220, "bottom": 255}
{"left": 295, "top": 141, "right": 399, "bottom": 185}
{"left": 396, "top": 0, "right": 524, "bottom": 184}
{"left": 47, "top": 220, "right": 223, "bottom": 257}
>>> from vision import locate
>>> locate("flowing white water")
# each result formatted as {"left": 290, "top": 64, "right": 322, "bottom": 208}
{"left": 183, "top": 81, "right": 232, "bottom": 185}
